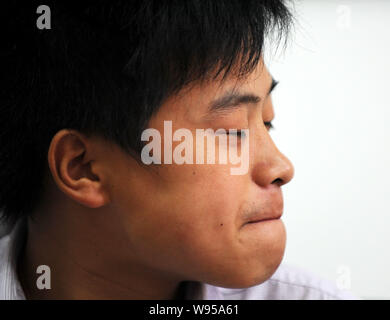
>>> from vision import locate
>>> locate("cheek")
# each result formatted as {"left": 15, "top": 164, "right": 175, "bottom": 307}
{"left": 164, "top": 169, "right": 245, "bottom": 243}
{"left": 116, "top": 165, "right": 246, "bottom": 265}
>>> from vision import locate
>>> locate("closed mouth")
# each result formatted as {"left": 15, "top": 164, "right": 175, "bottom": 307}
{"left": 246, "top": 216, "right": 281, "bottom": 224}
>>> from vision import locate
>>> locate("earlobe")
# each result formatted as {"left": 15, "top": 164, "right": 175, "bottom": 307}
{"left": 47, "top": 129, "right": 111, "bottom": 208}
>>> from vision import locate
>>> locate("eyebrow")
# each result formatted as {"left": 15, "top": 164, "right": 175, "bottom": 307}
{"left": 206, "top": 77, "right": 279, "bottom": 116}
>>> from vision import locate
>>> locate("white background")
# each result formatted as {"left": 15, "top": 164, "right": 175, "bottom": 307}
{"left": 265, "top": 0, "right": 390, "bottom": 299}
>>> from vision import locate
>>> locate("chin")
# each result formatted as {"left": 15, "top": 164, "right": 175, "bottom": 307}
{"left": 215, "top": 223, "right": 286, "bottom": 289}
{"left": 229, "top": 250, "right": 285, "bottom": 289}
{"left": 208, "top": 256, "right": 284, "bottom": 289}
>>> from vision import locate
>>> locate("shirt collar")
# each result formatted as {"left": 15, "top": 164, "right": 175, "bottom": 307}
{"left": 0, "top": 219, "right": 27, "bottom": 300}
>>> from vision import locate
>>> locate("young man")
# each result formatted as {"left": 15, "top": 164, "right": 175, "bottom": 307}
{"left": 0, "top": 1, "right": 357, "bottom": 299}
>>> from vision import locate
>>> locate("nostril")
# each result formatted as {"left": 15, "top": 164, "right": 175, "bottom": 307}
{"left": 272, "top": 178, "right": 283, "bottom": 186}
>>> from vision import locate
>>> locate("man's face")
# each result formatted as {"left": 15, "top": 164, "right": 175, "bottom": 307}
{"left": 103, "top": 59, "right": 294, "bottom": 288}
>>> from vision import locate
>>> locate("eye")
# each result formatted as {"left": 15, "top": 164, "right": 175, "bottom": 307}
{"left": 264, "top": 121, "right": 274, "bottom": 131}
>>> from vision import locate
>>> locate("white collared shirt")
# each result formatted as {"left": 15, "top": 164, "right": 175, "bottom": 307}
{"left": 0, "top": 219, "right": 358, "bottom": 300}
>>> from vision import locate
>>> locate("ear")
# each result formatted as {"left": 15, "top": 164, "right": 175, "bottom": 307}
{"left": 47, "top": 129, "right": 111, "bottom": 208}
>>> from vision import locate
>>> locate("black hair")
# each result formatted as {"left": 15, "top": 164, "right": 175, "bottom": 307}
{"left": 0, "top": 0, "right": 293, "bottom": 222}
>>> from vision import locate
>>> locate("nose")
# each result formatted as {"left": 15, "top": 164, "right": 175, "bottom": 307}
{"left": 252, "top": 133, "right": 295, "bottom": 188}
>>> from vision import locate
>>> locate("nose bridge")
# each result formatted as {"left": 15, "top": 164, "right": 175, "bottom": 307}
{"left": 251, "top": 130, "right": 294, "bottom": 187}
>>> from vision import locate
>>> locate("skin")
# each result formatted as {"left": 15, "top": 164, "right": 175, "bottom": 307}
{"left": 18, "top": 58, "right": 294, "bottom": 299}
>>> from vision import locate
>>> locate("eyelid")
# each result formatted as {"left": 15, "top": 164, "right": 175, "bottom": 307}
{"left": 269, "top": 79, "right": 279, "bottom": 95}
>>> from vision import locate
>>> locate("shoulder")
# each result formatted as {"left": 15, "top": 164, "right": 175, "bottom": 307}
{"left": 213, "top": 263, "right": 359, "bottom": 300}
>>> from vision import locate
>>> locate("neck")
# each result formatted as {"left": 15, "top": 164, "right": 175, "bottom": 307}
{"left": 18, "top": 214, "right": 184, "bottom": 300}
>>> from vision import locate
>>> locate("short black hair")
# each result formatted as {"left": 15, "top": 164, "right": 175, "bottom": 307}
{"left": 0, "top": 0, "right": 293, "bottom": 222}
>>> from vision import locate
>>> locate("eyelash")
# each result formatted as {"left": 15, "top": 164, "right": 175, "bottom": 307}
{"left": 227, "top": 121, "right": 274, "bottom": 137}
{"left": 264, "top": 121, "right": 274, "bottom": 131}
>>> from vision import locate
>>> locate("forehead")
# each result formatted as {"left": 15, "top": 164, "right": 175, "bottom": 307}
{"left": 151, "top": 60, "right": 272, "bottom": 124}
